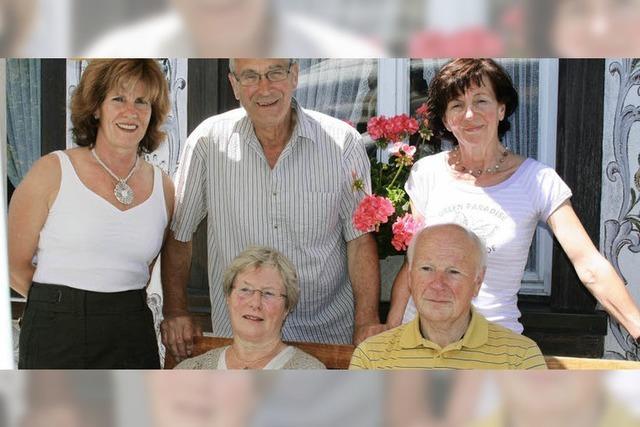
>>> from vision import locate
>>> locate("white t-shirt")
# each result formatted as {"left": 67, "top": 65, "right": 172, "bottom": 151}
{"left": 402, "top": 151, "right": 572, "bottom": 333}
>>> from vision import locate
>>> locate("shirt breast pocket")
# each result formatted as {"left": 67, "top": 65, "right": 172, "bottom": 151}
{"left": 289, "top": 192, "right": 340, "bottom": 244}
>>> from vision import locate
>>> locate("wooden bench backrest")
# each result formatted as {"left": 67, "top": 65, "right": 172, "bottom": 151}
{"left": 164, "top": 336, "right": 355, "bottom": 369}
{"left": 165, "top": 338, "right": 640, "bottom": 370}
{"left": 544, "top": 355, "right": 640, "bottom": 370}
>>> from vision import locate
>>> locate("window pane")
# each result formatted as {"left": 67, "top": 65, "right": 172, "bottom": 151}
{"left": 295, "top": 59, "right": 378, "bottom": 134}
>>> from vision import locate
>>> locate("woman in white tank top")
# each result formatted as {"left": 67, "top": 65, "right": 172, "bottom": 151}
{"left": 9, "top": 59, "right": 174, "bottom": 368}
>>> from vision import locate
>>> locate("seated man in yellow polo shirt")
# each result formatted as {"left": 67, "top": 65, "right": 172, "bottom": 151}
{"left": 349, "top": 223, "right": 546, "bottom": 370}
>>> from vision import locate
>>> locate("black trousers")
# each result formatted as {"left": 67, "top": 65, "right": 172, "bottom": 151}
{"left": 19, "top": 283, "right": 160, "bottom": 369}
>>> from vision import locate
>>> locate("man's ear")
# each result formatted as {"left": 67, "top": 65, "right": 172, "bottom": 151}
{"left": 473, "top": 267, "right": 486, "bottom": 297}
{"left": 228, "top": 73, "right": 240, "bottom": 101}
{"left": 290, "top": 62, "right": 299, "bottom": 90}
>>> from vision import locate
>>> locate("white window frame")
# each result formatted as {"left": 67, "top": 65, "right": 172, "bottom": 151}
{"left": 377, "top": 58, "right": 559, "bottom": 295}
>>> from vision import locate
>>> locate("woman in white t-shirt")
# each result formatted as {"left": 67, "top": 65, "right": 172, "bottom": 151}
{"left": 386, "top": 59, "right": 640, "bottom": 341}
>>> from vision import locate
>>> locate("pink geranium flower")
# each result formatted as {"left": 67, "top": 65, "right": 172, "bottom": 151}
{"left": 385, "top": 115, "right": 419, "bottom": 142}
{"left": 391, "top": 214, "right": 425, "bottom": 251}
{"left": 354, "top": 106, "right": 435, "bottom": 254}
{"left": 367, "top": 114, "right": 419, "bottom": 145}
{"left": 367, "top": 116, "right": 387, "bottom": 141}
{"left": 389, "top": 142, "right": 417, "bottom": 166}
{"left": 389, "top": 142, "right": 416, "bottom": 158}
{"left": 353, "top": 195, "right": 395, "bottom": 232}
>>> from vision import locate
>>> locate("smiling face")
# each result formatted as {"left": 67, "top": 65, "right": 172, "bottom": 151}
{"left": 443, "top": 76, "right": 505, "bottom": 149}
{"left": 409, "top": 225, "right": 485, "bottom": 329}
{"left": 228, "top": 58, "right": 298, "bottom": 133}
{"left": 94, "top": 80, "right": 152, "bottom": 152}
{"left": 227, "top": 265, "right": 288, "bottom": 344}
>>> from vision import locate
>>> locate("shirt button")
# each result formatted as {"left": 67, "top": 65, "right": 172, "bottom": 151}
{"left": 274, "top": 225, "right": 278, "bottom": 229}
{"left": 272, "top": 192, "right": 277, "bottom": 196}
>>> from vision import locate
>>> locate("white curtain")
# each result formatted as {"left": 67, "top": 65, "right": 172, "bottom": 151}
{"left": 295, "top": 59, "right": 377, "bottom": 127}
{"left": 6, "top": 59, "right": 41, "bottom": 188}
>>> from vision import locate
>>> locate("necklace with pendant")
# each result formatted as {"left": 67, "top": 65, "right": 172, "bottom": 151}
{"left": 451, "top": 145, "right": 509, "bottom": 177}
{"left": 91, "top": 148, "right": 139, "bottom": 205}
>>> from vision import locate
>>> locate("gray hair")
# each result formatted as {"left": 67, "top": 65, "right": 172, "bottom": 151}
{"left": 406, "top": 223, "right": 487, "bottom": 272}
{"left": 228, "top": 58, "right": 296, "bottom": 74}
{"left": 222, "top": 246, "right": 300, "bottom": 311}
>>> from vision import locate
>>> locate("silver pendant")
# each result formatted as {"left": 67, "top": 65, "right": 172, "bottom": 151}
{"left": 114, "top": 181, "right": 134, "bottom": 205}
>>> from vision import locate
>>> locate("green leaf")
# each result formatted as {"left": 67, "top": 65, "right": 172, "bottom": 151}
{"left": 386, "top": 187, "right": 407, "bottom": 209}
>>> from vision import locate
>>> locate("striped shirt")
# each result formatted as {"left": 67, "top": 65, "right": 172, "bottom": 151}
{"left": 349, "top": 309, "right": 547, "bottom": 369}
{"left": 171, "top": 100, "right": 371, "bottom": 344}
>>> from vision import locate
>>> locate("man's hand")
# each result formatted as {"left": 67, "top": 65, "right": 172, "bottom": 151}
{"left": 353, "top": 322, "right": 389, "bottom": 345}
{"left": 160, "top": 313, "right": 203, "bottom": 362}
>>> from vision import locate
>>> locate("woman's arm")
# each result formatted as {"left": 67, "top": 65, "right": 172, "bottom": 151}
{"left": 8, "top": 154, "right": 60, "bottom": 297}
{"left": 147, "top": 170, "right": 176, "bottom": 279}
{"left": 386, "top": 260, "right": 410, "bottom": 328}
{"left": 161, "top": 170, "right": 175, "bottom": 226}
{"left": 386, "top": 202, "right": 424, "bottom": 327}
{"left": 548, "top": 201, "right": 640, "bottom": 339}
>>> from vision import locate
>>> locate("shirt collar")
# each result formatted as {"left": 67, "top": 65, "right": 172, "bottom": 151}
{"left": 237, "top": 98, "right": 314, "bottom": 150}
{"left": 290, "top": 98, "right": 315, "bottom": 142}
{"left": 400, "top": 308, "right": 489, "bottom": 351}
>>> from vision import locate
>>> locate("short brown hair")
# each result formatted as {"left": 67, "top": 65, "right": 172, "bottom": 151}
{"left": 427, "top": 58, "right": 518, "bottom": 143}
{"left": 70, "top": 59, "right": 170, "bottom": 153}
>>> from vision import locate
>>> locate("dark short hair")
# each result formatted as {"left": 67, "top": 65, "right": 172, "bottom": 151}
{"left": 426, "top": 59, "right": 518, "bottom": 143}
{"left": 70, "top": 59, "right": 170, "bottom": 154}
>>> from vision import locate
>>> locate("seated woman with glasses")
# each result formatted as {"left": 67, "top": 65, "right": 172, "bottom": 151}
{"left": 176, "top": 246, "right": 325, "bottom": 369}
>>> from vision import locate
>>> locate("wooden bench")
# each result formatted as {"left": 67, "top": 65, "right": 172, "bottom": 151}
{"left": 544, "top": 355, "right": 640, "bottom": 370}
{"left": 164, "top": 336, "right": 355, "bottom": 369}
{"left": 164, "top": 336, "right": 640, "bottom": 370}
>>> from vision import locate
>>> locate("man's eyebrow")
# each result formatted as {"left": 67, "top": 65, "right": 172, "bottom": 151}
{"left": 241, "top": 64, "right": 287, "bottom": 73}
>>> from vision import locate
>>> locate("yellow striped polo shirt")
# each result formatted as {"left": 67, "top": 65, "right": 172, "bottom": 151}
{"left": 349, "top": 309, "right": 547, "bottom": 370}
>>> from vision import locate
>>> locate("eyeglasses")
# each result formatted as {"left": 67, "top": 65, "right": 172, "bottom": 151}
{"left": 232, "top": 286, "right": 287, "bottom": 303}
{"left": 232, "top": 62, "right": 292, "bottom": 87}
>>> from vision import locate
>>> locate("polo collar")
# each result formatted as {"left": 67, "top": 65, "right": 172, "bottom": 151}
{"left": 400, "top": 308, "right": 489, "bottom": 351}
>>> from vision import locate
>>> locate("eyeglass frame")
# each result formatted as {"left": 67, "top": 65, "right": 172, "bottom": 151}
{"left": 231, "top": 60, "right": 294, "bottom": 87}
{"left": 231, "top": 285, "right": 288, "bottom": 303}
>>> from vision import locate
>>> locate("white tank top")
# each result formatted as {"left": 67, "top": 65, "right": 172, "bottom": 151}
{"left": 33, "top": 151, "right": 168, "bottom": 292}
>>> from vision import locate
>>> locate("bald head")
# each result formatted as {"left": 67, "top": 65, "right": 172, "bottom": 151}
{"left": 407, "top": 224, "right": 487, "bottom": 274}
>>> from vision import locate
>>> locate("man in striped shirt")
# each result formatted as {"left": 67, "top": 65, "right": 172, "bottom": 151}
{"left": 161, "top": 58, "right": 385, "bottom": 361}
{"left": 350, "top": 224, "right": 546, "bottom": 369}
